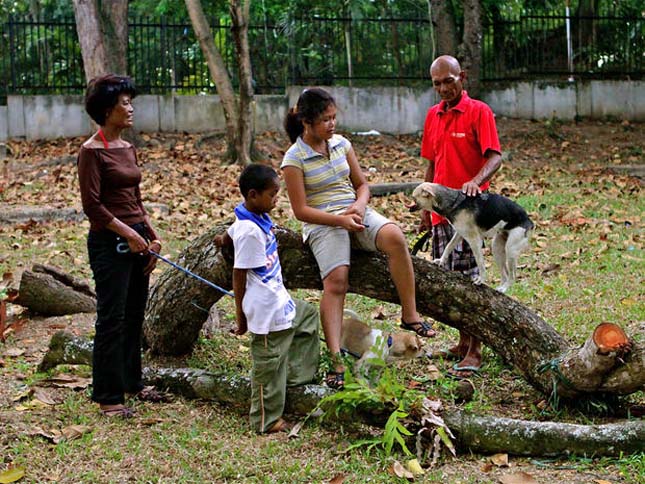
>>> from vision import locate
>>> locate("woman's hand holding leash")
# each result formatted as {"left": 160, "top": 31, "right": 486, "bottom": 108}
{"left": 144, "top": 239, "right": 162, "bottom": 275}
{"left": 123, "top": 229, "right": 148, "bottom": 254}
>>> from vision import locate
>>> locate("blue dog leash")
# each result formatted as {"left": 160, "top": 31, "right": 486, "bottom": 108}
{"left": 116, "top": 240, "right": 234, "bottom": 298}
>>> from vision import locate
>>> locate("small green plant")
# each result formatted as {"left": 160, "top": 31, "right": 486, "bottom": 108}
{"left": 312, "top": 352, "right": 424, "bottom": 457}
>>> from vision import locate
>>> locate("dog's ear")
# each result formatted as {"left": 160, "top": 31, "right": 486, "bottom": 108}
{"left": 425, "top": 183, "right": 438, "bottom": 197}
{"left": 419, "top": 182, "right": 436, "bottom": 198}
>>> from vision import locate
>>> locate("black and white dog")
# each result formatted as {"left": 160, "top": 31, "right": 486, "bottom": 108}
{"left": 410, "top": 182, "right": 534, "bottom": 293}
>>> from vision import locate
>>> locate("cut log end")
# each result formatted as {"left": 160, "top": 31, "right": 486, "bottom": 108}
{"left": 593, "top": 323, "right": 630, "bottom": 354}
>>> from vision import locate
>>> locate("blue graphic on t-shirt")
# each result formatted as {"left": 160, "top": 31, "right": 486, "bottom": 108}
{"left": 234, "top": 202, "right": 283, "bottom": 284}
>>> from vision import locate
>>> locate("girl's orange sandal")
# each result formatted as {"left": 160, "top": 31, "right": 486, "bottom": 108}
{"left": 325, "top": 370, "right": 345, "bottom": 390}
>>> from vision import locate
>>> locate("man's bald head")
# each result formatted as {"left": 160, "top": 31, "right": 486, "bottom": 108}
{"left": 430, "top": 55, "right": 462, "bottom": 77}
{"left": 429, "top": 55, "right": 465, "bottom": 107}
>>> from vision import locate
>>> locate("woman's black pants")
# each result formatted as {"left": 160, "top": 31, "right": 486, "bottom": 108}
{"left": 87, "top": 226, "right": 149, "bottom": 405}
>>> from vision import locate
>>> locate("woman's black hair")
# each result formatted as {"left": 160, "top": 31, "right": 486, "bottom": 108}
{"left": 239, "top": 163, "right": 278, "bottom": 198}
{"left": 84, "top": 73, "right": 137, "bottom": 126}
{"left": 284, "top": 87, "right": 336, "bottom": 143}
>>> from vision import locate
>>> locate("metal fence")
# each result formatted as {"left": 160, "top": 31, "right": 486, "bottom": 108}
{"left": 0, "top": 13, "right": 643, "bottom": 102}
{"left": 482, "top": 13, "right": 645, "bottom": 80}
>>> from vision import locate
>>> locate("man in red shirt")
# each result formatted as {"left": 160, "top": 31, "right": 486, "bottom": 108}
{"left": 420, "top": 55, "right": 502, "bottom": 378}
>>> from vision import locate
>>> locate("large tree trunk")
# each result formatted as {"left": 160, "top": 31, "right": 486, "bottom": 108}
{"left": 40, "top": 331, "right": 645, "bottom": 457}
{"left": 459, "top": 0, "right": 482, "bottom": 98}
{"left": 72, "top": 0, "right": 128, "bottom": 79}
{"left": 143, "top": 224, "right": 644, "bottom": 400}
{"left": 230, "top": 0, "right": 254, "bottom": 166}
{"left": 429, "top": 0, "right": 458, "bottom": 56}
{"left": 185, "top": 0, "right": 238, "bottom": 160}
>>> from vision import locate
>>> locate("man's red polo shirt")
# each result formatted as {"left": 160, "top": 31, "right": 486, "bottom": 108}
{"left": 421, "top": 91, "right": 501, "bottom": 225}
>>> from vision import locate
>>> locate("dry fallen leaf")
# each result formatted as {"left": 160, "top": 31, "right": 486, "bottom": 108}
{"left": 4, "top": 348, "right": 25, "bottom": 357}
{"left": 490, "top": 453, "right": 509, "bottom": 467}
{"left": 60, "top": 425, "right": 91, "bottom": 442}
{"left": 391, "top": 461, "right": 414, "bottom": 480}
{"left": 139, "top": 417, "right": 165, "bottom": 426}
{"left": 32, "top": 387, "right": 58, "bottom": 406}
{"left": 0, "top": 466, "right": 25, "bottom": 483}
{"left": 481, "top": 462, "right": 493, "bottom": 473}
{"left": 42, "top": 374, "right": 91, "bottom": 390}
{"left": 328, "top": 474, "right": 346, "bottom": 484}
{"left": 288, "top": 421, "right": 303, "bottom": 439}
{"left": 405, "top": 459, "right": 424, "bottom": 476}
{"left": 426, "top": 364, "right": 442, "bottom": 381}
{"left": 28, "top": 426, "right": 62, "bottom": 444}
{"left": 499, "top": 471, "right": 537, "bottom": 484}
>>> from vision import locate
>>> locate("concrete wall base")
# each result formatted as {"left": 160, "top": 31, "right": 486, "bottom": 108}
{"left": 1, "top": 81, "right": 642, "bottom": 141}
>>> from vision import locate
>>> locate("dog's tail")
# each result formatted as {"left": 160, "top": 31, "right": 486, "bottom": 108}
{"left": 522, "top": 218, "right": 535, "bottom": 237}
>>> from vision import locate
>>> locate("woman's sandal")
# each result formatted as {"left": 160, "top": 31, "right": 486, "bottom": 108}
{"left": 400, "top": 320, "right": 437, "bottom": 338}
{"left": 100, "top": 406, "right": 135, "bottom": 418}
{"left": 134, "top": 386, "right": 171, "bottom": 403}
{"left": 325, "top": 371, "right": 345, "bottom": 390}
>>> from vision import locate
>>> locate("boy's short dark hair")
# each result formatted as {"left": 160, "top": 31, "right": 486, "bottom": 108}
{"left": 239, "top": 164, "right": 278, "bottom": 198}
{"left": 84, "top": 73, "right": 136, "bottom": 125}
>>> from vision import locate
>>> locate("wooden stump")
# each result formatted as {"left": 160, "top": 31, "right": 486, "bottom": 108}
{"left": 16, "top": 264, "right": 96, "bottom": 316}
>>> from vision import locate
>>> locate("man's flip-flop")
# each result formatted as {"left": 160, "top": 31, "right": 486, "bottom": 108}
{"left": 447, "top": 364, "right": 481, "bottom": 379}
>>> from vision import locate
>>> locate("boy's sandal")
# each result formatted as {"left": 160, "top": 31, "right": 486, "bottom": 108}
{"left": 134, "top": 386, "right": 171, "bottom": 403}
{"left": 400, "top": 320, "right": 437, "bottom": 338}
{"left": 325, "top": 371, "right": 345, "bottom": 390}
{"left": 267, "top": 418, "right": 294, "bottom": 434}
{"left": 100, "top": 406, "right": 135, "bottom": 418}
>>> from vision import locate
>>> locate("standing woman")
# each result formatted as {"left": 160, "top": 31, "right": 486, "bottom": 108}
{"left": 281, "top": 88, "right": 436, "bottom": 389}
{"left": 78, "top": 74, "right": 164, "bottom": 417}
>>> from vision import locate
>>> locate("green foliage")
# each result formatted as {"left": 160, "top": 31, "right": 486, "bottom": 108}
{"left": 313, "top": 357, "right": 424, "bottom": 457}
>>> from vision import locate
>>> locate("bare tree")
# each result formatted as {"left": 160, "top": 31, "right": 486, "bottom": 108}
{"left": 427, "top": 0, "right": 483, "bottom": 97}
{"left": 460, "top": 0, "right": 482, "bottom": 97}
{"left": 185, "top": 0, "right": 254, "bottom": 165}
{"left": 72, "top": 0, "right": 128, "bottom": 80}
{"left": 429, "top": 0, "right": 458, "bottom": 56}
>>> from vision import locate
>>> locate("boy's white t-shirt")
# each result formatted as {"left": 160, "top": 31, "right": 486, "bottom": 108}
{"left": 228, "top": 219, "right": 295, "bottom": 335}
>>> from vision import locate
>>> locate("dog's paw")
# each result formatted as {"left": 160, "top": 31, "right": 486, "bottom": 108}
{"left": 496, "top": 285, "right": 509, "bottom": 293}
{"left": 432, "top": 258, "right": 447, "bottom": 267}
{"left": 473, "top": 276, "right": 484, "bottom": 285}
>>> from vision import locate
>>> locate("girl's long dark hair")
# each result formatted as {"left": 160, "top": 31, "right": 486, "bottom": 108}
{"left": 284, "top": 88, "right": 336, "bottom": 142}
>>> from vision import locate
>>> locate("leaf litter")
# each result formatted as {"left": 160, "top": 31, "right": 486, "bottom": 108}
{"left": 0, "top": 119, "right": 643, "bottom": 482}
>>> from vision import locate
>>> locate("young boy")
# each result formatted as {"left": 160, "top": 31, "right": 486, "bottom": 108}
{"left": 224, "top": 164, "right": 319, "bottom": 434}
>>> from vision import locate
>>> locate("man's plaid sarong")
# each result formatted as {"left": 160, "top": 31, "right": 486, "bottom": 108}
{"left": 431, "top": 223, "right": 480, "bottom": 280}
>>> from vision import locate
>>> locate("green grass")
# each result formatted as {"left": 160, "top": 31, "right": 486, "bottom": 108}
{"left": 1, "top": 123, "right": 643, "bottom": 483}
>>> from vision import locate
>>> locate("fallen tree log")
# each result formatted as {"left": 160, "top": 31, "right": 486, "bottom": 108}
{"left": 17, "top": 264, "right": 96, "bottom": 315}
{"left": 369, "top": 182, "right": 420, "bottom": 197}
{"left": 441, "top": 411, "right": 645, "bottom": 457}
{"left": 143, "top": 224, "right": 644, "bottom": 400}
{"left": 0, "top": 203, "right": 170, "bottom": 224}
{"left": 39, "top": 331, "right": 645, "bottom": 457}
